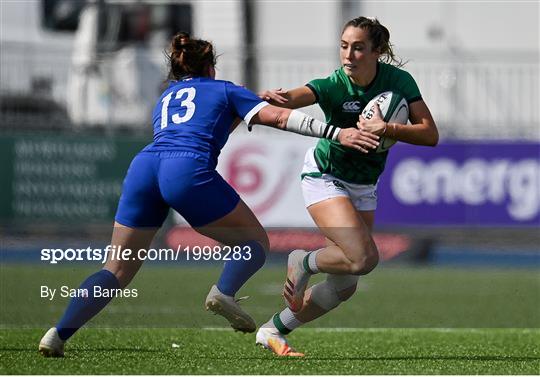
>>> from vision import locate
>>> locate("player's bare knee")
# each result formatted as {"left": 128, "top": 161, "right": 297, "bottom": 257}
{"left": 360, "top": 254, "right": 379, "bottom": 275}
{"left": 346, "top": 252, "right": 368, "bottom": 274}
{"left": 349, "top": 252, "right": 378, "bottom": 275}
{"left": 362, "top": 250, "right": 380, "bottom": 275}
{"left": 245, "top": 227, "right": 270, "bottom": 253}
{"left": 348, "top": 261, "right": 365, "bottom": 275}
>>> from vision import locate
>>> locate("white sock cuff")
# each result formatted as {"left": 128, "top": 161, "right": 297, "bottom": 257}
{"left": 307, "top": 249, "right": 321, "bottom": 274}
{"left": 279, "top": 308, "right": 303, "bottom": 331}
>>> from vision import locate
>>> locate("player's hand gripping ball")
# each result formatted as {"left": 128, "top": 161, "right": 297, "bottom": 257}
{"left": 361, "top": 91, "right": 409, "bottom": 153}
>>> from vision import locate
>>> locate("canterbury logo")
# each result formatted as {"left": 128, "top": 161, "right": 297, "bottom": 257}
{"left": 332, "top": 180, "right": 346, "bottom": 189}
{"left": 342, "top": 101, "right": 361, "bottom": 112}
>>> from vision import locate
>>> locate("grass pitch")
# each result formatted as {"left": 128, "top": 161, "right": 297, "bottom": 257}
{"left": 2, "top": 328, "right": 539, "bottom": 374}
{"left": 1, "top": 264, "right": 539, "bottom": 374}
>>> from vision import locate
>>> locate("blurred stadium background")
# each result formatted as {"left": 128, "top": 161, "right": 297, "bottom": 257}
{"left": 1, "top": 0, "right": 539, "bottom": 336}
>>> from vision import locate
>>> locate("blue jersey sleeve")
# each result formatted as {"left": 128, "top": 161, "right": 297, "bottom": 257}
{"left": 225, "top": 82, "right": 269, "bottom": 125}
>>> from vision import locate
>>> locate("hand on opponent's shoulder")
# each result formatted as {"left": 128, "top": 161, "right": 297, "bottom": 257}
{"left": 257, "top": 86, "right": 316, "bottom": 109}
{"left": 258, "top": 88, "right": 289, "bottom": 105}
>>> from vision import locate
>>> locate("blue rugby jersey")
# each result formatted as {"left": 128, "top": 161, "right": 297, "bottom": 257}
{"left": 142, "top": 77, "right": 268, "bottom": 167}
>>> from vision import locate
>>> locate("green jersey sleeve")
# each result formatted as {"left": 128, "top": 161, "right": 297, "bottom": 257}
{"left": 392, "top": 68, "right": 422, "bottom": 104}
{"left": 306, "top": 75, "right": 336, "bottom": 111}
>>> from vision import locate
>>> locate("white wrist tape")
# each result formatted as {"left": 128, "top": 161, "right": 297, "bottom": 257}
{"left": 286, "top": 110, "right": 341, "bottom": 140}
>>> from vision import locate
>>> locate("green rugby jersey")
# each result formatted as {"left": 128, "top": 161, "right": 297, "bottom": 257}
{"left": 306, "top": 63, "right": 422, "bottom": 184}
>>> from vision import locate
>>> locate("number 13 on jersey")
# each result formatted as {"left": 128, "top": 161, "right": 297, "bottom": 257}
{"left": 160, "top": 87, "right": 197, "bottom": 129}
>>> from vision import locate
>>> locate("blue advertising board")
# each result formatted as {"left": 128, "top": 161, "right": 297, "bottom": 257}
{"left": 377, "top": 142, "right": 540, "bottom": 226}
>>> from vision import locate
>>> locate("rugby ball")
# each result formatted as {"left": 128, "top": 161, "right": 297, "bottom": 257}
{"left": 361, "top": 91, "right": 409, "bottom": 153}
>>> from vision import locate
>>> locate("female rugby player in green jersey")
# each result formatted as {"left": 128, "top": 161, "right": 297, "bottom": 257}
{"left": 37, "top": 32, "right": 373, "bottom": 358}
{"left": 256, "top": 17, "right": 439, "bottom": 356}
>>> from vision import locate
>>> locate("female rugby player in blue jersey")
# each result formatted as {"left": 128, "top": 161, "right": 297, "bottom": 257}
{"left": 256, "top": 17, "right": 438, "bottom": 356}
{"left": 38, "top": 32, "right": 377, "bottom": 357}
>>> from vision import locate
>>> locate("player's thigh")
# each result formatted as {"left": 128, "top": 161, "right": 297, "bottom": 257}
{"left": 323, "top": 210, "right": 374, "bottom": 247}
{"left": 302, "top": 169, "right": 378, "bottom": 255}
{"left": 195, "top": 199, "right": 269, "bottom": 251}
{"left": 358, "top": 210, "right": 375, "bottom": 233}
{"left": 307, "top": 196, "right": 376, "bottom": 261}
{"left": 302, "top": 173, "right": 359, "bottom": 231}
{"left": 104, "top": 222, "right": 159, "bottom": 287}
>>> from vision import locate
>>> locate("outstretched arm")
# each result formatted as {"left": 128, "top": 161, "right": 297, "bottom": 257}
{"left": 250, "top": 105, "right": 380, "bottom": 154}
{"left": 258, "top": 86, "right": 316, "bottom": 109}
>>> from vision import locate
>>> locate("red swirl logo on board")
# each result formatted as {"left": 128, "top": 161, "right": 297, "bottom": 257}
{"left": 224, "top": 144, "right": 297, "bottom": 217}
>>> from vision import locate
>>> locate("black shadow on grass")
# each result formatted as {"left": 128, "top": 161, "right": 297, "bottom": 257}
{"left": 1, "top": 347, "right": 161, "bottom": 353}
{"left": 190, "top": 354, "right": 540, "bottom": 362}
{"left": 3, "top": 347, "right": 538, "bottom": 363}
{"left": 294, "top": 355, "right": 540, "bottom": 362}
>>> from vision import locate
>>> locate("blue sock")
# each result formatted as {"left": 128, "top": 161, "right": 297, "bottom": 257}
{"left": 217, "top": 240, "right": 266, "bottom": 296}
{"left": 56, "top": 269, "right": 120, "bottom": 341}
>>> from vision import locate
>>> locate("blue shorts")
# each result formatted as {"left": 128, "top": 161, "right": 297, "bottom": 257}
{"left": 115, "top": 151, "right": 240, "bottom": 228}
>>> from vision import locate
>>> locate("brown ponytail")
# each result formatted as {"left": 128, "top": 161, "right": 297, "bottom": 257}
{"left": 166, "top": 32, "right": 217, "bottom": 80}
{"left": 342, "top": 17, "right": 403, "bottom": 67}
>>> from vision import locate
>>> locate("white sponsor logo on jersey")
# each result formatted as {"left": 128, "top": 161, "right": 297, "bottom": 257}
{"left": 342, "top": 101, "right": 361, "bottom": 112}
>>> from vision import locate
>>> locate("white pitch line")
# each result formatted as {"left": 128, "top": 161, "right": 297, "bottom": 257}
{"left": 309, "top": 328, "right": 540, "bottom": 333}
{"left": 200, "top": 327, "right": 540, "bottom": 333}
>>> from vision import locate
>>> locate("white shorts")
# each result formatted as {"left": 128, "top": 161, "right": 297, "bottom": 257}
{"left": 301, "top": 148, "right": 378, "bottom": 211}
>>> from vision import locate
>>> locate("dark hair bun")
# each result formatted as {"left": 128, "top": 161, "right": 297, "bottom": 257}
{"left": 172, "top": 32, "right": 191, "bottom": 53}
{"left": 167, "top": 32, "right": 216, "bottom": 80}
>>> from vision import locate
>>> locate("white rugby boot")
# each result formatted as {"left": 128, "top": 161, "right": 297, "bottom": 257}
{"left": 205, "top": 285, "right": 256, "bottom": 333}
{"left": 256, "top": 325, "right": 304, "bottom": 357}
{"left": 38, "top": 327, "right": 65, "bottom": 357}
{"left": 283, "top": 249, "right": 311, "bottom": 312}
